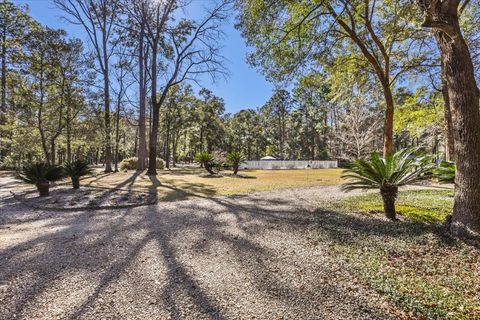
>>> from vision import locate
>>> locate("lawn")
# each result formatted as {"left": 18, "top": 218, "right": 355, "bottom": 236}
{"left": 76, "top": 167, "right": 344, "bottom": 201}
{"left": 338, "top": 188, "right": 454, "bottom": 223}
{"left": 322, "top": 189, "right": 480, "bottom": 319}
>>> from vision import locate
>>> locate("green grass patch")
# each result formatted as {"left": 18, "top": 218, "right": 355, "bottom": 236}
{"left": 320, "top": 189, "right": 480, "bottom": 319}
{"left": 339, "top": 189, "right": 454, "bottom": 223}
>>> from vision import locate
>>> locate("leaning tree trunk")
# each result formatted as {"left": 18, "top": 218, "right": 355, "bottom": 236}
{"left": 421, "top": 0, "right": 480, "bottom": 238}
{"left": 205, "top": 163, "right": 216, "bottom": 175}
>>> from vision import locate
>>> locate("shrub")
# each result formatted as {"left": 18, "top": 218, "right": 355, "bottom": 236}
{"left": 342, "top": 148, "right": 433, "bottom": 220}
{"left": 63, "top": 159, "right": 93, "bottom": 189}
{"left": 120, "top": 157, "right": 164, "bottom": 171}
{"left": 120, "top": 157, "right": 138, "bottom": 170}
{"left": 155, "top": 158, "right": 165, "bottom": 170}
{"left": 0, "top": 155, "right": 22, "bottom": 170}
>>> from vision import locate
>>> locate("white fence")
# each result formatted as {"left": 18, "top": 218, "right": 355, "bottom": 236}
{"left": 239, "top": 160, "right": 338, "bottom": 170}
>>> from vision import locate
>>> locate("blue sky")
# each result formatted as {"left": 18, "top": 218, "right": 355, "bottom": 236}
{"left": 13, "top": 0, "right": 274, "bottom": 113}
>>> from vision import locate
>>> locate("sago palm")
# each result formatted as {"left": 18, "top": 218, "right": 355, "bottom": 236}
{"left": 63, "top": 159, "right": 93, "bottom": 189}
{"left": 226, "top": 151, "right": 246, "bottom": 175}
{"left": 194, "top": 152, "right": 217, "bottom": 175}
{"left": 435, "top": 161, "right": 455, "bottom": 183}
{"left": 19, "top": 162, "right": 64, "bottom": 196}
{"left": 342, "top": 149, "right": 433, "bottom": 220}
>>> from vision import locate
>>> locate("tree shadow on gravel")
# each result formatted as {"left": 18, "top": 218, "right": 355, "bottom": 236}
{"left": 0, "top": 203, "right": 227, "bottom": 319}
{"left": 84, "top": 170, "right": 143, "bottom": 206}
{"left": 165, "top": 197, "right": 403, "bottom": 319}
{"left": 0, "top": 207, "right": 136, "bottom": 318}
{"left": 0, "top": 192, "right": 423, "bottom": 319}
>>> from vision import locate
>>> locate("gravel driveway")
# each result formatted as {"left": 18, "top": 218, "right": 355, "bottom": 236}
{"left": 0, "top": 183, "right": 403, "bottom": 320}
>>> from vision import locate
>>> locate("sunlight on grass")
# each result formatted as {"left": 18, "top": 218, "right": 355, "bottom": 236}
{"left": 339, "top": 189, "right": 454, "bottom": 223}
{"left": 78, "top": 167, "right": 345, "bottom": 201}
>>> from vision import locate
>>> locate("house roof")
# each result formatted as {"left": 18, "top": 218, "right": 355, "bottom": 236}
{"left": 260, "top": 156, "right": 277, "bottom": 160}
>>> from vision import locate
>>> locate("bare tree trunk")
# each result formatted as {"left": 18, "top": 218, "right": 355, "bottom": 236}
{"left": 172, "top": 132, "right": 179, "bottom": 167}
{"left": 50, "top": 140, "right": 56, "bottom": 165}
{"left": 66, "top": 103, "right": 72, "bottom": 162}
{"left": 137, "top": 9, "right": 147, "bottom": 171}
{"left": 37, "top": 60, "right": 50, "bottom": 163}
{"left": 441, "top": 62, "right": 455, "bottom": 161}
{"left": 0, "top": 11, "right": 6, "bottom": 118}
{"left": 49, "top": 77, "right": 67, "bottom": 165}
{"left": 279, "top": 109, "right": 285, "bottom": 159}
{"left": 382, "top": 82, "right": 395, "bottom": 156}
{"left": 114, "top": 98, "right": 121, "bottom": 172}
{"left": 148, "top": 103, "right": 160, "bottom": 175}
{"left": 147, "top": 42, "right": 159, "bottom": 175}
{"left": 133, "top": 127, "right": 138, "bottom": 155}
{"left": 199, "top": 126, "right": 204, "bottom": 152}
{"left": 421, "top": 0, "right": 480, "bottom": 238}
{"left": 165, "top": 117, "right": 171, "bottom": 169}
{"left": 103, "top": 41, "right": 112, "bottom": 172}
{"left": 310, "top": 120, "right": 315, "bottom": 161}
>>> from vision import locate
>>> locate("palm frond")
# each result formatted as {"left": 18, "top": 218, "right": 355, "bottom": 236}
{"left": 63, "top": 160, "right": 93, "bottom": 178}
{"left": 19, "top": 162, "right": 64, "bottom": 184}
{"left": 435, "top": 161, "right": 455, "bottom": 183}
{"left": 342, "top": 148, "right": 433, "bottom": 191}
{"left": 226, "top": 151, "right": 246, "bottom": 166}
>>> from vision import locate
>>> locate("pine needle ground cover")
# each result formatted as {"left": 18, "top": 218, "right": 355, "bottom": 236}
{"left": 322, "top": 190, "right": 479, "bottom": 319}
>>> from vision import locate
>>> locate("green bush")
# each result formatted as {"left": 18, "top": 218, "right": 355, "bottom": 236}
{"left": 120, "top": 157, "right": 137, "bottom": 170}
{"left": 155, "top": 158, "right": 165, "bottom": 170}
{"left": 120, "top": 157, "right": 164, "bottom": 171}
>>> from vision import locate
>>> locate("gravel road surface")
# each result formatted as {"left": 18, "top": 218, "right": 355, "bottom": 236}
{"left": 0, "top": 179, "right": 403, "bottom": 320}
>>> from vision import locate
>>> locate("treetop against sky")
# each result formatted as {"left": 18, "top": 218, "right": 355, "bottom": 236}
{"left": 12, "top": 0, "right": 274, "bottom": 113}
